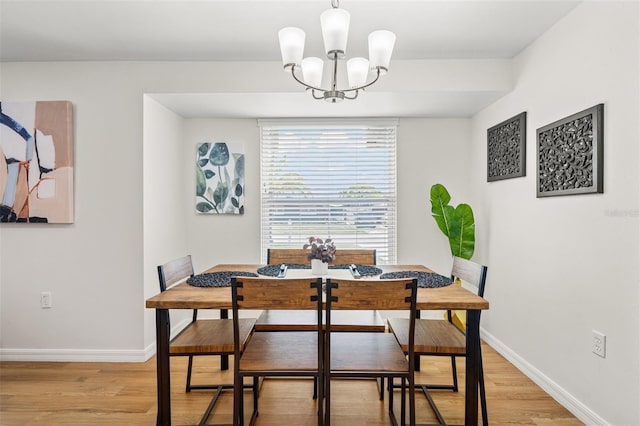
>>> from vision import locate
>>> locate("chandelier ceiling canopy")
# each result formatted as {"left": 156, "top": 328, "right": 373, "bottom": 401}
{"left": 278, "top": 0, "right": 396, "bottom": 103}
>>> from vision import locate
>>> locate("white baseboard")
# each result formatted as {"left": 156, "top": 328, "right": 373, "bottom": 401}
{"left": 0, "top": 348, "right": 148, "bottom": 362}
{"left": 0, "top": 319, "right": 192, "bottom": 363}
{"left": 481, "top": 327, "right": 609, "bottom": 426}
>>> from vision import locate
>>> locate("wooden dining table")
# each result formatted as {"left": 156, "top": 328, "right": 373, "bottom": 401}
{"left": 146, "top": 263, "right": 489, "bottom": 425}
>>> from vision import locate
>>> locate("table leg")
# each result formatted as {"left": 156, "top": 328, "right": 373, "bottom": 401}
{"left": 220, "top": 309, "right": 229, "bottom": 370}
{"left": 465, "top": 309, "right": 480, "bottom": 425}
{"left": 156, "top": 309, "right": 171, "bottom": 426}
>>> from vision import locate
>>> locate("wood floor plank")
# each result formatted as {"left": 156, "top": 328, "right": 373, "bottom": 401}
{"left": 0, "top": 342, "right": 581, "bottom": 425}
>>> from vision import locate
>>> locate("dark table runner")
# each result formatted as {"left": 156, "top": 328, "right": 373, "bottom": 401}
{"left": 187, "top": 271, "right": 258, "bottom": 287}
{"left": 257, "top": 263, "right": 383, "bottom": 277}
{"left": 379, "top": 271, "right": 453, "bottom": 288}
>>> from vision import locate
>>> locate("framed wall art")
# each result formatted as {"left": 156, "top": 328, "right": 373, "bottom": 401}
{"left": 487, "top": 112, "right": 526, "bottom": 182}
{"left": 0, "top": 100, "right": 74, "bottom": 223}
{"left": 196, "top": 142, "right": 245, "bottom": 215}
{"left": 537, "top": 104, "right": 604, "bottom": 197}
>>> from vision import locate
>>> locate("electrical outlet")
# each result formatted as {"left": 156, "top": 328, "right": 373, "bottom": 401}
{"left": 40, "top": 291, "right": 52, "bottom": 309}
{"left": 592, "top": 330, "right": 606, "bottom": 358}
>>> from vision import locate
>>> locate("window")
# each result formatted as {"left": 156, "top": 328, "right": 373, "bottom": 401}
{"left": 259, "top": 119, "right": 397, "bottom": 264}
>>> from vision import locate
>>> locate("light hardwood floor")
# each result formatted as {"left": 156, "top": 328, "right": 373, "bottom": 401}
{"left": 0, "top": 342, "right": 582, "bottom": 425}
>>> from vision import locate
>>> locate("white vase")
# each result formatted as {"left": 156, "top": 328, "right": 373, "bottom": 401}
{"left": 311, "top": 259, "right": 329, "bottom": 275}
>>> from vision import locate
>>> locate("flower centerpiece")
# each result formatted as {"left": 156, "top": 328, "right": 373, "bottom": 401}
{"left": 303, "top": 236, "right": 336, "bottom": 275}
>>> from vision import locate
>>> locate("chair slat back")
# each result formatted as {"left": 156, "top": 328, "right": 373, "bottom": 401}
{"left": 157, "top": 255, "right": 194, "bottom": 292}
{"left": 452, "top": 256, "right": 488, "bottom": 297}
{"left": 325, "top": 278, "right": 418, "bottom": 374}
{"left": 267, "top": 248, "right": 377, "bottom": 265}
{"left": 326, "top": 278, "right": 416, "bottom": 310}
{"left": 232, "top": 277, "right": 323, "bottom": 310}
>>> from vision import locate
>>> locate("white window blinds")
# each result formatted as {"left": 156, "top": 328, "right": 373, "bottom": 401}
{"left": 259, "top": 119, "right": 397, "bottom": 264}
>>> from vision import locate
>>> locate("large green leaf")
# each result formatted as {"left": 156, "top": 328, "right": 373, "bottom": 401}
{"left": 430, "top": 183, "right": 454, "bottom": 237}
{"left": 196, "top": 165, "right": 207, "bottom": 196}
{"left": 448, "top": 203, "right": 475, "bottom": 260}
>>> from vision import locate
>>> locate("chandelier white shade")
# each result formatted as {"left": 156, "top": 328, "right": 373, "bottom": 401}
{"left": 320, "top": 7, "right": 350, "bottom": 55}
{"left": 278, "top": 27, "right": 305, "bottom": 68}
{"left": 278, "top": 0, "right": 395, "bottom": 103}
{"left": 347, "top": 57, "right": 369, "bottom": 88}
{"left": 302, "top": 57, "right": 324, "bottom": 87}
{"left": 368, "top": 30, "right": 396, "bottom": 74}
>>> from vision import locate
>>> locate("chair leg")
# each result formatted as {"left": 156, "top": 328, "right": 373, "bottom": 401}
{"left": 233, "top": 374, "right": 241, "bottom": 426}
{"left": 450, "top": 355, "right": 458, "bottom": 392}
{"left": 248, "top": 377, "right": 259, "bottom": 426}
{"left": 388, "top": 377, "right": 397, "bottom": 426}
{"left": 479, "top": 357, "right": 488, "bottom": 426}
{"left": 317, "top": 373, "right": 324, "bottom": 426}
{"left": 408, "top": 375, "right": 416, "bottom": 426}
{"left": 401, "top": 377, "right": 406, "bottom": 426}
{"left": 253, "top": 376, "right": 259, "bottom": 417}
{"left": 197, "top": 385, "right": 223, "bottom": 426}
{"left": 325, "top": 374, "right": 331, "bottom": 426}
{"left": 186, "top": 355, "right": 194, "bottom": 392}
{"left": 313, "top": 377, "right": 318, "bottom": 399}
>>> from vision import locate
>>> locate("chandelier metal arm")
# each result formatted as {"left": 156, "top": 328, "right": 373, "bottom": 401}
{"left": 289, "top": 63, "right": 383, "bottom": 95}
{"left": 311, "top": 89, "right": 326, "bottom": 100}
{"left": 290, "top": 65, "right": 324, "bottom": 92}
{"left": 343, "top": 91, "right": 359, "bottom": 100}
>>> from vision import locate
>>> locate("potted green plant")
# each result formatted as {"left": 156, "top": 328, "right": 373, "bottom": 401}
{"left": 303, "top": 237, "right": 336, "bottom": 275}
{"left": 430, "top": 183, "right": 475, "bottom": 331}
{"left": 430, "top": 183, "right": 475, "bottom": 260}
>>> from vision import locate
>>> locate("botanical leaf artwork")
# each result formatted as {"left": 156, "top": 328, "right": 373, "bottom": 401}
{"left": 196, "top": 142, "right": 244, "bottom": 215}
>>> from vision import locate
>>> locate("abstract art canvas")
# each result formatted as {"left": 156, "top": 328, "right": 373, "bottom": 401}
{"left": 0, "top": 100, "right": 74, "bottom": 223}
{"left": 196, "top": 142, "right": 245, "bottom": 215}
{"left": 537, "top": 104, "right": 604, "bottom": 197}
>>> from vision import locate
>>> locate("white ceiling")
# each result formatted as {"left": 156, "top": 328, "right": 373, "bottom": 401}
{"left": 1, "top": 0, "right": 581, "bottom": 117}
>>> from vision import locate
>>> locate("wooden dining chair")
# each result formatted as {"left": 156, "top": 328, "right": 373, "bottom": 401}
{"left": 258, "top": 248, "right": 382, "bottom": 334}
{"left": 325, "top": 277, "right": 418, "bottom": 426}
{"left": 231, "top": 276, "right": 324, "bottom": 426}
{"left": 266, "top": 247, "right": 377, "bottom": 266}
{"left": 387, "top": 256, "right": 489, "bottom": 425}
{"left": 259, "top": 248, "right": 386, "bottom": 399}
{"left": 157, "top": 255, "right": 255, "bottom": 425}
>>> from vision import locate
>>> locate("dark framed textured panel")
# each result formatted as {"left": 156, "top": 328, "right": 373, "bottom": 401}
{"left": 487, "top": 112, "right": 526, "bottom": 182}
{"left": 537, "top": 104, "right": 604, "bottom": 197}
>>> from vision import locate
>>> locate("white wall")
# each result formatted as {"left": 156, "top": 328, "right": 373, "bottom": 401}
{"left": 142, "top": 96, "right": 190, "bottom": 352}
{"left": 0, "top": 59, "right": 493, "bottom": 359}
{"left": 0, "top": 63, "right": 147, "bottom": 359}
{"left": 397, "top": 118, "right": 473, "bottom": 274}
{"left": 183, "top": 119, "right": 262, "bottom": 272}
{"left": 470, "top": 2, "right": 639, "bottom": 425}
{"left": 181, "top": 118, "right": 472, "bottom": 276}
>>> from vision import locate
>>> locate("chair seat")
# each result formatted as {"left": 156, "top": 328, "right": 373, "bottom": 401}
{"left": 330, "top": 332, "right": 408, "bottom": 374}
{"left": 170, "top": 318, "right": 255, "bottom": 355}
{"left": 239, "top": 331, "right": 319, "bottom": 372}
{"left": 256, "top": 309, "right": 385, "bottom": 332}
{"left": 388, "top": 318, "right": 466, "bottom": 355}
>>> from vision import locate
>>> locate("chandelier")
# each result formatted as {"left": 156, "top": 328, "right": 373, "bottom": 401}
{"left": 278, "top": 0, "right": 396, "bottom": 103}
